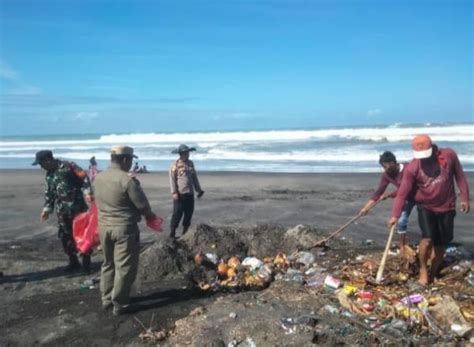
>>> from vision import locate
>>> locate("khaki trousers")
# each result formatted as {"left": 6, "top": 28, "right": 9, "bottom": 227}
{"left": 99, "top": 224, "right": 139, "bottom": 309}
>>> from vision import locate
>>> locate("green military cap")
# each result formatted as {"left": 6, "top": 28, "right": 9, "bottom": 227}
{"left": 32, "top": 150, "right": 54, "bottom": 165}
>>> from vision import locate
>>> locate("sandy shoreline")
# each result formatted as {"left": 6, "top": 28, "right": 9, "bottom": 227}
{"left": 1, "top": 170, "right": 473, "bottom": 248}
{"left": 1, "top": 169, "right": 473, "bottom": 345}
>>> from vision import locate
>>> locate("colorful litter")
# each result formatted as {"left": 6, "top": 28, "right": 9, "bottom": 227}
{"left": 194, "top": 244, "right": 474, "bottom": 342}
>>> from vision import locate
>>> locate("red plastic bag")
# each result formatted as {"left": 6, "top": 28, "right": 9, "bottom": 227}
{"left": 73, "top": 203, "right": 99, "bottom": 254}
{"left": 146, "top": 216, "right": 163, "bottom": 233}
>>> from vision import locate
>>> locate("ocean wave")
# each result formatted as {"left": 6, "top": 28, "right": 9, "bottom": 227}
{"left": 199, "top": 149, "right": 474, "bottom": 163}
{"left": 67, "top": 124, "right": 474, "bottom": 144}
{"left": 1, "top": 123, "right": 473, "bottom": 171}
{"left": 2, "top": 149, "right": 473, "bottom": 164}
{"left": 1, "top": 124, "right": 473, "bottom": 148}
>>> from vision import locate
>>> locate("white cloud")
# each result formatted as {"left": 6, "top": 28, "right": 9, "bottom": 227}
{"left": 8, "top": 84, "right": 42, "bottom": 95}
{"left": 76, "top": 112, "right": 99, "bottom": 121}
{"left": 0, "top": 60, "right": 18, "bottom": 80}
{"left": 367, "top": 108, "right": 382, "bottom": 117}
{"left": 0, "top": 60, "right": 42, "bottom": 95}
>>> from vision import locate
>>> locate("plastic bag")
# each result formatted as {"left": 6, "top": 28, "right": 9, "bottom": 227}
{"left": 242, "top": 257, "right": 264, "bottom": 271}
{"left": 73, "top": 203, "right": 99, "bottom": 254}
{"left": 146, "top": 216, "right": 163, "bottom": 233}
{"left": 295, "top": 251, "right": 315, "bottom": 266}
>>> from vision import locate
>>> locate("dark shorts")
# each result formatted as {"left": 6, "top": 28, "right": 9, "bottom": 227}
{"left": 417, "top": 206, "right": 456, "bottom": 247}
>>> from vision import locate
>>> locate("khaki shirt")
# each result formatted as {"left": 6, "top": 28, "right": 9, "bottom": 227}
{"left": 169, "top": 159, "right": 202, "bottom": 195}
{"left": 93, "top": 163, "right": 151, "bottom": 226}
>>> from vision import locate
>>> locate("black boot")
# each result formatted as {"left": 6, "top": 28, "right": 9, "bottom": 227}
{"left": 64, "top": 255, "right": 81, "bottom": 273}
{"left": 169, "top": 228, "right": 177, "bottom": 239}
{"left": 82, "top": 254, "right": 91, "bottom": 273}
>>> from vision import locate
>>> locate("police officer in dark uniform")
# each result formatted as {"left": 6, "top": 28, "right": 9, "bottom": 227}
{"left": 33, "top": 150, "right": 93, "bottom": 272}
{"left": 169, "top": 144, "right": 204, "bottom": 238}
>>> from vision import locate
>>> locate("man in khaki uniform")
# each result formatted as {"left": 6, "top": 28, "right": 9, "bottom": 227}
{"left": 93, "top": 145, "right": 156, "bottom": 315}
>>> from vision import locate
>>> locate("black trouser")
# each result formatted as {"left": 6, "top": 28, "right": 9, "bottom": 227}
{"left": 170, "top": 193, "right": 194, "bottom": 233}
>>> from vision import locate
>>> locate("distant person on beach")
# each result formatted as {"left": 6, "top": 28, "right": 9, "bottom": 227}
{"left": 359, "top": 151, "right": 416, "bottom": 250}
{"left": 388, "top": 135, "right": 470, "bottom": 286}
{"left": 93, "top": 146, "right": 156, "bottom": 315}
{"left": 133, "top": 161, "right": 139, "bottom": 173}
{"left": 89, "top": 156, "right": 98, "bottom": 181}
{"left": 33, "top": 150, "right": 93, "bottom": 272}
{"left": 169, "top": 144, "right": 204, "bottom": 239}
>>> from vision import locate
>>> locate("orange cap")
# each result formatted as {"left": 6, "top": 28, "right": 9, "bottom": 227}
{"left": 412, "top": 134, "right": 432, "bottom": 159}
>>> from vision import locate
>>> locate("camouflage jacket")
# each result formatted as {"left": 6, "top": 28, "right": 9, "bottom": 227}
{"left": 43, "top": 160, "right": 92, "bottom": 216}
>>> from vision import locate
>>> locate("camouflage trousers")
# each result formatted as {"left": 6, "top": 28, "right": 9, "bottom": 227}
{"left": 57, "top": 213, "right": 77, "bottom": 257}
{"left": 57, "top": 206, "right": 89, "bottom": 257}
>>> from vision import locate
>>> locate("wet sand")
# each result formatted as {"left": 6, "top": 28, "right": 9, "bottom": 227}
{"left": 1, "top": 170, "right": 472, "bottom": 345}
{"left": 2, "top": 170, "right": 472, "bottom": 246}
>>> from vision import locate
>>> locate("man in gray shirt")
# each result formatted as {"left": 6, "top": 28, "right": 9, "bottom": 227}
{"left": 169, "top": 144, "right": 204, "bottom": 238}
{"left": 94, "top": 145, "right": 156, "bottom": 315}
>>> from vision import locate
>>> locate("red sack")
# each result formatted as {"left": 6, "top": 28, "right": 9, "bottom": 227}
{"left": 146, "top": 216, "right": 163, "bottom": 233}
{"left": 73, "top": 203, "right": 99, "bottom": 254}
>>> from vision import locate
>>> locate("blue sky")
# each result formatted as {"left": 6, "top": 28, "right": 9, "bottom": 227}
{"left": 0, "top": 0, "right": 472, "bottom": 136}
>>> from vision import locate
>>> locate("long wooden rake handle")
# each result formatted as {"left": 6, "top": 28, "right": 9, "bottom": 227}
{"left": 376, "top": 224, "right": 397, "bottom": 283}
{"left": 310, "top": 198, "right": 383, "bottom": 248}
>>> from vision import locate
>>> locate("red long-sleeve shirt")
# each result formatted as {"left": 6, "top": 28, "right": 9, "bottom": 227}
{"left": 371, "top": 163, "right": 408, "bottom": 201}
{"left": 391, "top": 147, "right": 470, "bottom": 218}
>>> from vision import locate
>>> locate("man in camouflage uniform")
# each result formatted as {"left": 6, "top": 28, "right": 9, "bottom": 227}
{"left": 34, "top": 150, "right": 93, "bottom": 272}
{"left": 169, "top": 144, "right": 204, "bottom": 239}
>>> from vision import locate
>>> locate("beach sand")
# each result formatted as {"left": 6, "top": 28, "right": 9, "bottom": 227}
{"left": 1, "top": 170, "right": 473, "bottom": 345}
{"left": 2, "top": 170, "right": 472, "bottom": 246}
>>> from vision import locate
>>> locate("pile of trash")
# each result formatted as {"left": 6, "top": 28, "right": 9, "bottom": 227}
{"left": 194, "top": 245, "right": 474, "bottom": 341}
{"left": 137, "top": 223, "right": 331, "bottom": 285}
{"left": 333, "top": 247, "right": 474, "bottom": 340}
{"left": 137, "top": 224, "right": 472, "bottom": 343}
{"left": 194, "top": 252, "right": 292, "bottom": 291}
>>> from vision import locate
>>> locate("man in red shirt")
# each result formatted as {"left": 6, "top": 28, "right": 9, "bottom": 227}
{"left": 360, "top": 151, "right": 415, "bottom": 250}
{"left": 388, "top": 135, "right": 470, "bottom": 286}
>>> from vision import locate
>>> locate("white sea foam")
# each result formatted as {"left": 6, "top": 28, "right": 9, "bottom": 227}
{"left": 2, "top": 149, "right": 473, "bottom": 164}
{"left": 1, "top": 124, "right": 473, "bottom": 148}
{"left": 1, "top": 123, "right": 473, "bottom": 171}
{"left": 95, "top": 125, "right": 474, "bottom": 143}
